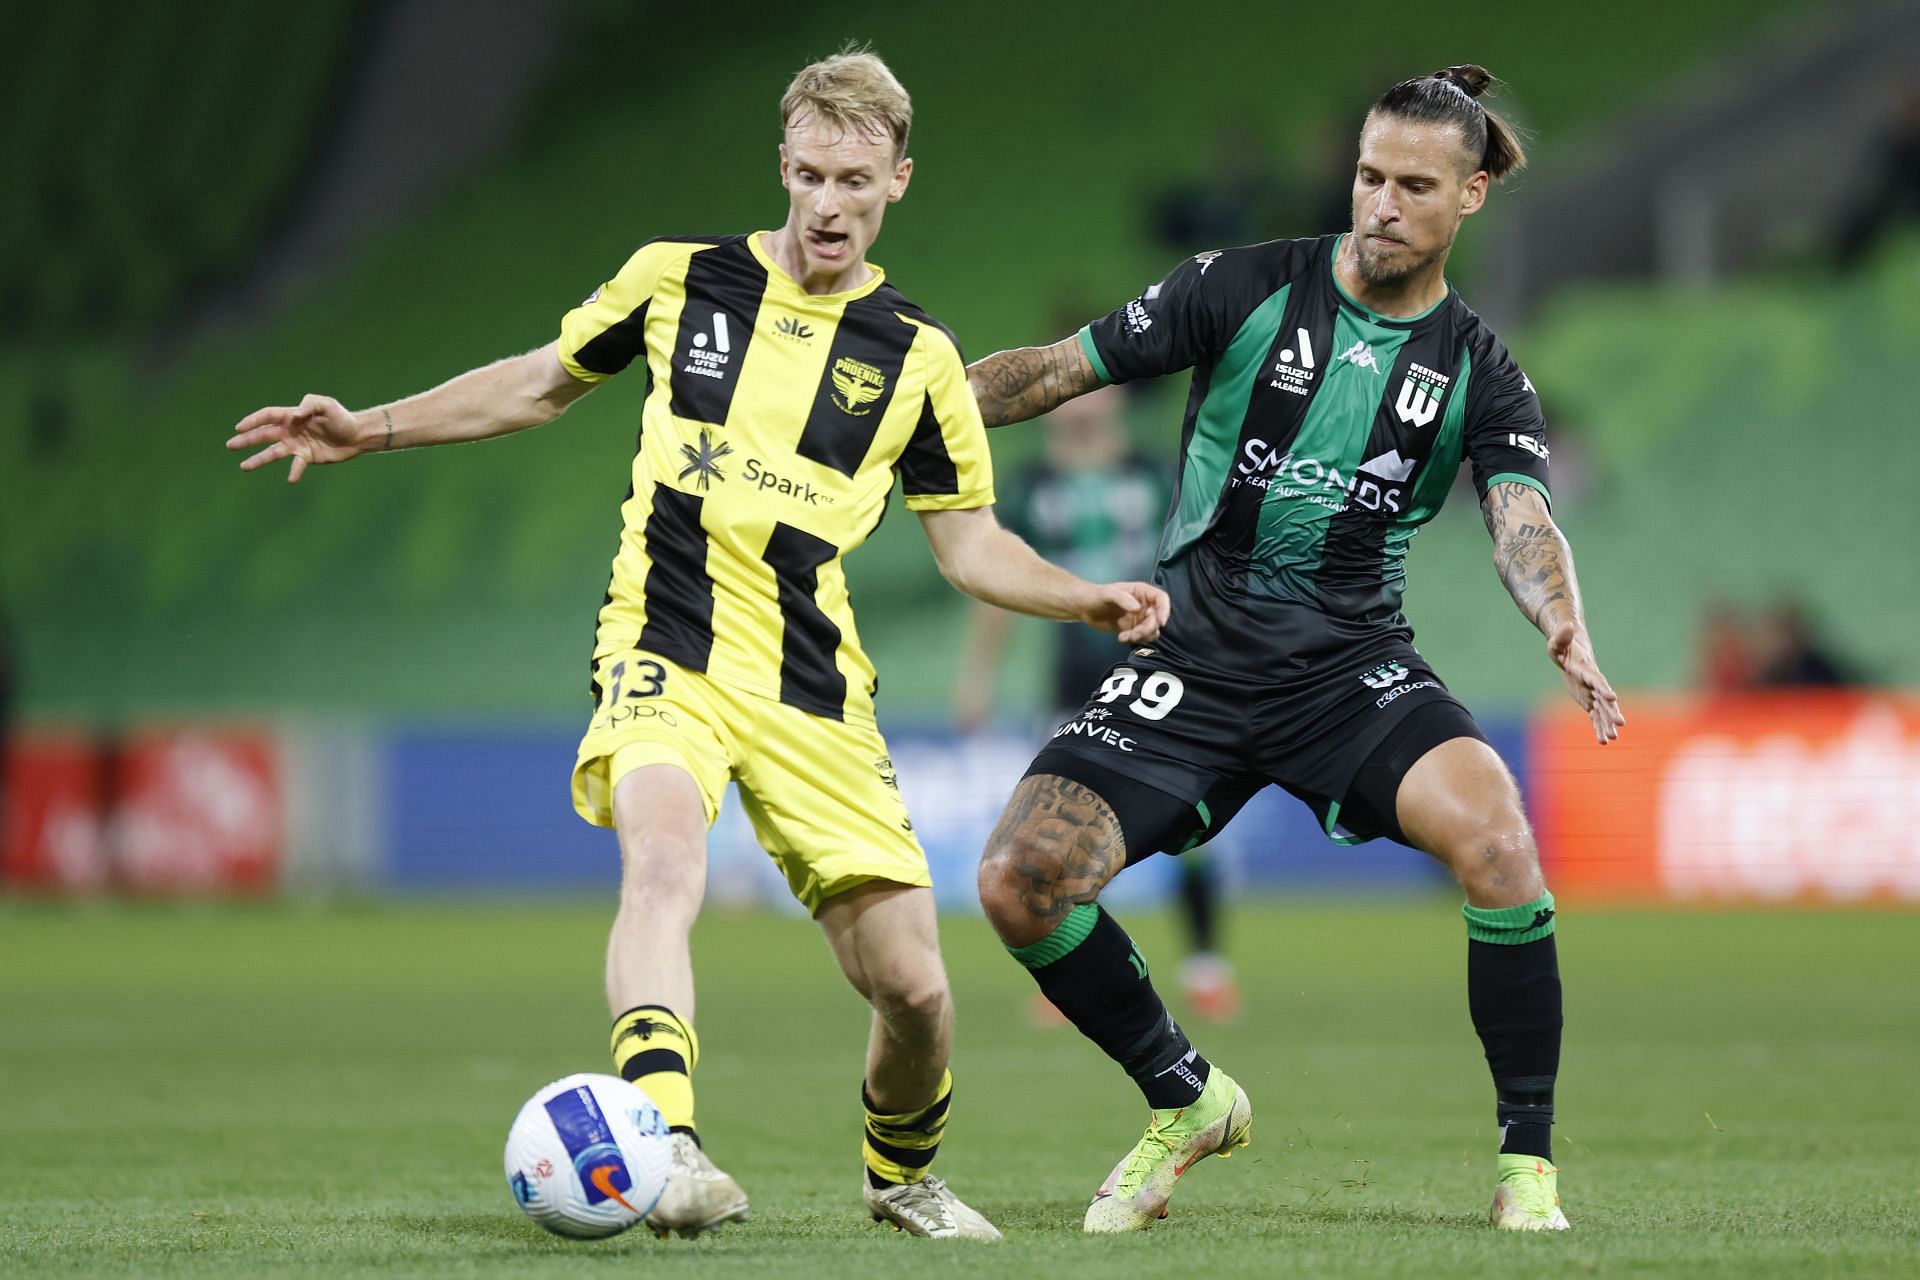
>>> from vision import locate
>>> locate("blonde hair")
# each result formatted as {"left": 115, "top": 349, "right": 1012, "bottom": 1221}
{"left": 780, "top": 45, "right": 912, "bottom": 158}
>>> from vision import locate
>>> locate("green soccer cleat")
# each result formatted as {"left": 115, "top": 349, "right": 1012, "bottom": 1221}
{"left": 1489, "top": 1153, "right": 1570, "bottom": 1231}
{"left": 1083, "top": 1067, "right": 1252, "bottom": 1232}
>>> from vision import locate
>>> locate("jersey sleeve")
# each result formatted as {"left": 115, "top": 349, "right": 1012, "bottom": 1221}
{"left": 556, "top": 240, "right": 687, "bottom": 384}
{"left": 1078, "top": 249, "right": 1241, "bottom": 384}
{"left": 1463, "top": 333, "right": 1552, "bottom": 507}
{"left": 898, "top": 322, "right": 996, "bottom": 511}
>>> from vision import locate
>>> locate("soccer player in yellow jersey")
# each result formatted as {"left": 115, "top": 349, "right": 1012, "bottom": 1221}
{"left": 228, "top": 49, "right": 1169, "bottom": 1240}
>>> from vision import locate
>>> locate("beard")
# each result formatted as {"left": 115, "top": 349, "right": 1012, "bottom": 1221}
{"left": 1352, "top": 226, "right": 1452, "bottom": 288}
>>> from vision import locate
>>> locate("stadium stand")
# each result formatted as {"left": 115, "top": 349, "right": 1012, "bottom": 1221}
{"left": 15, "top": 0, "right": 1901, "bottom": 721}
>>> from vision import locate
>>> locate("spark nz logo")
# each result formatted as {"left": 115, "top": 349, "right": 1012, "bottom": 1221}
{"left": 677, "top": 430, "right": 733, "bottom": 490}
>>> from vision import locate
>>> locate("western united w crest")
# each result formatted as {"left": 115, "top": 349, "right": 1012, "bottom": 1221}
{"left": 831, "top": 356, "right": 887, "bottom": 416}
{"left": 1394, "top": 361, "right": 1452, "bottom": 429}
{"left": 1359, "top": 661, "right": 1410, "bottom": 690}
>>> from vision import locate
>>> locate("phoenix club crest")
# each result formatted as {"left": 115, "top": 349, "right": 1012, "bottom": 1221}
{"left": 830, "top": 356, "right": 886, "bottom": 416}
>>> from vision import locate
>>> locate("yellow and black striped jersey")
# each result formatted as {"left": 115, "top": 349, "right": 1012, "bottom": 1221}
{"left": 558, "top": 232, "right": 993, "bottom": 723}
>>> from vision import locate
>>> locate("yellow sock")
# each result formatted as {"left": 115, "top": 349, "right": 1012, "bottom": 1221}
{"left": 610, "top": 1005, "right": 699, "bottom": 1137}
{"left": 863, "top": 1069, "right": 952, "bottom": 1186}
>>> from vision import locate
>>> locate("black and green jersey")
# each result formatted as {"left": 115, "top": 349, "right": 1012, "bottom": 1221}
{"left": 1080, "top": 233, "right": 1550, "bottom": 676}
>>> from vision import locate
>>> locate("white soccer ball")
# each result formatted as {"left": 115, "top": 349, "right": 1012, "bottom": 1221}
{"left": 504, "top": 1073, "right": 673, "bottom": 1238}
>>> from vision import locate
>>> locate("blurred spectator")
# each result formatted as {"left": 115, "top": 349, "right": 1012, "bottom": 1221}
{"left": 0, "top": 601, "right": 13, "bottom": 855}
{"left": 1149, "top": 115, "right": 1351, "bottom": 256}
{"left": 1698, "top": 598, "right": 1757, "bottom": 694}
{"left": 1697, "top": 597, "right": 1859, "bottom": 692}
{"left": 1833, "top": 84, "right": 1920, "bottom": 269}
{"left": 1749, "top": 598, "right": 1858, "bottom": 689}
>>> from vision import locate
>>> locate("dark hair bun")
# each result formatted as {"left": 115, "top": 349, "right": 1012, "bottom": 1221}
{"left": 1434, "top": 64, "right": 1493, "bottom": 99}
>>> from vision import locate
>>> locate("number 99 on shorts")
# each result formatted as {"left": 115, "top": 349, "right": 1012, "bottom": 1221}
{"left": 1094, "top": 667, "right": 1186, "bottom": 721}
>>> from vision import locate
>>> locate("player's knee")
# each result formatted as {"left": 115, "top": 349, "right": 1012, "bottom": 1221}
{"left": 977, "top": 829, "right": 1051, "bottom": 935}
{"left": 870, "top": 971, "right": 950, "bottom": 1031}
{"left": 1442, "top": 812, "right": 1544, "bottom": 905}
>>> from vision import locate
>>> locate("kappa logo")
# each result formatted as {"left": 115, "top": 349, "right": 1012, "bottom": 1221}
{"left": 774, "top": 316, "right": 814, "bottom": 342}
{"left": 1337, "top": 339, "right": 1382, "bottom": 373}
{"left": 677, "top": 430, "right": 733, "bottom": 491}
{"left": 830, "top": 356, "right": 886, "bottom": 415}
{"left": 1395, "top": 362, "right": 1452, "bottom": 428}
{"left": 1359, "top": 661, "right": 1410, "bottom": 690}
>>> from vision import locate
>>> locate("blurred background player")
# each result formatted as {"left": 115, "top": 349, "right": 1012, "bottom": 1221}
{"left": 967, "top": 65, "right": 1622, "bottom": 1234}
{"left": 226, "top": 46, "right": 1166, "bottom": 1242}
{"left": 952, "top": 377, "right": 1240, "bottom": 1023}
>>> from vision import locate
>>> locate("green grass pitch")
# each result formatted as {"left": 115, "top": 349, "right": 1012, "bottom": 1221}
{"left": 3, "top": 899, "right": 1916, "bottom": 1277}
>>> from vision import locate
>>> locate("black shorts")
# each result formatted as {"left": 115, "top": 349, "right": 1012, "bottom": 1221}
{"left": 1025, "top": 641, "right": 1488, "bottom": 858}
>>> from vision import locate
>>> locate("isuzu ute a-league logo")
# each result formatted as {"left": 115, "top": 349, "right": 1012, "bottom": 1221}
{"left": 1359, "top": 661, "right": 1410, "bottom": 690}
{"left": 684, "top": 309, "right": 733, "bottom": 380}
{"left": 830, "top": 356, "right": 886, "bottom": 415}
{"left": 1269, "top": 327, "right": 1317, "bottom": 397}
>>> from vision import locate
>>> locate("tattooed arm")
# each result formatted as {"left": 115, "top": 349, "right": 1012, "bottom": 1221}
{"left": 966, "top": 336, "right": 1103, "bottom": 427}
{"left": 1481, "top": 481, "right": 1626, "bottom": 743}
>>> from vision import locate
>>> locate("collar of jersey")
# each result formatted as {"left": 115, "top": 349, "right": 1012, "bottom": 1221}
{"left": 749, "top": 231, "right": 889, "bottom": 304}
{"left": 1328, "top": 233, "right": 1451, "bottom": 327}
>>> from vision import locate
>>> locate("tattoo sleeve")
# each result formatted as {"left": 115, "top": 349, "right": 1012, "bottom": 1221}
{"left": 982, "top": 774, "right": 1127, "bottom": 927}
{"left": 966, "top": 336, "right": 1102, "bottom": 427}
{"left": 1481, "top": 481, "right": 1583, "bottom": 636}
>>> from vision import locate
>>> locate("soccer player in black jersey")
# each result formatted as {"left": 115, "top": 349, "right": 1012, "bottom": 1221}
{"left": 966, "top": 65, "right": 1624, "bottom": 1232}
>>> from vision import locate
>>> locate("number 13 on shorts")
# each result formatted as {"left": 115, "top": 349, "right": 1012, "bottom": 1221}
{"left": 1095, "top": 667, "right": 1186, "bottom": 721}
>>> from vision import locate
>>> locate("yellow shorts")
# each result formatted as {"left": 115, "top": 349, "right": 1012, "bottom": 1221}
{"left": 571, "top": 649, "right": 929, "bottom": 914}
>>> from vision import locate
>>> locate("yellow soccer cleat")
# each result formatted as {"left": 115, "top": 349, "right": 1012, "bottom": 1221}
{"left": 1083, "top": 1068, "right": 1252, "bottom": 1232}
{"left": 1489, "top": 1153, "right": 1570, "bottom": 1231}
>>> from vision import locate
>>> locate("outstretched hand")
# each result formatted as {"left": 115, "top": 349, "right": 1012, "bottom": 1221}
{"left": 1077, "top": 581, "right": 1171, "bottom": 645}
{"left": 1548, "top": 622, "right": 1625, "bottom": 744}
{"left": 227, "top": 394, "right": 367, "bottom": 482}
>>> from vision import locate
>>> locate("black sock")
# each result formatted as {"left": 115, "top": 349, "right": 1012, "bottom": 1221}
{"left": 1177, "top": 854, "right": 1220, "bottom": 955}
{"left": 1010, "top": 904, "right": 1211, "bottom": 1109}
{"left": 1466, "top": 926, "right": 1562, "bottom": 1161}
